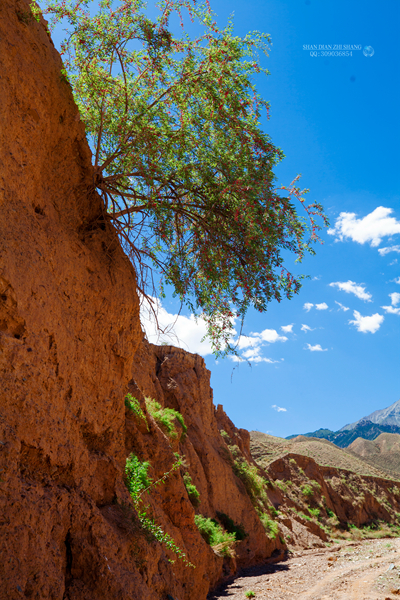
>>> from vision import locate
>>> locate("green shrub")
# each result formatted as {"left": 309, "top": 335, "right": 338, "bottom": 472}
{"left": 220, "top": 430, "right": 231, "bottom": 443}
{"left": 216, "top": 512, "right": 247, "bottom": 541}
{"left": 301, "top": 483, "right": 314, "bottom": 497}
{"left": 125, "top": 453, "right": 193, "bottom": 567}
{"left": 263, "top": 476, "right": 273, "bottom": 488}
{"left": 245, "top": 592, "right": 256, "bottom": 598}
{"left": 194, "top": 515, "right": 236, "bottom": 556}
{"left": 308, "top": 508, "right": 320, "bottom": 520}
{"left": 326, "top": 508, "right": 335, "bottom": 518}
{"left": 276, "top": 480, "right": 292, "bottom": 494}
{"left": 233, "top": 458, "right": 267, "bottom": 504}
{"left": 229, "top": 444, "right": 241, "bottom": 458}
{"left": 145, "top": 398, "right": 187, "bottom": 439}
{"left": 312, "top": 480, "right": 321, "bottom": 492}
{"left": 125, "top": 454, "right": 152, "bottom": 497}
{"left": 269, "top": 506, "right": 279, "bottom": 518}
{"left": 183, "top": 472, "right": 201, "bottom": 507}
{"left": 125, "top": 394, "right": 148, "bottom": 425}
{"left": 258, "top": 512, "right": 279, "bottom": 539}
{"left": 298, "top": 511, "right": 312, "bottom": 522}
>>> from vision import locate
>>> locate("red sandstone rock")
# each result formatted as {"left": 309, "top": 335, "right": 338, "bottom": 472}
{"left": 0, "top": 4, "right": 281, "bottom": 598}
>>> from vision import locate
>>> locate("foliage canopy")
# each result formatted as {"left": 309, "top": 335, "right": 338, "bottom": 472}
{"left": 34, "top": 0, "right": 328, "bottom": 354}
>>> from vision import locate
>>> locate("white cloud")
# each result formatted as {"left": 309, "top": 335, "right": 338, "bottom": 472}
{"left": 230, "top": 327, "right": 287, "bottom": 363}
{"left": 305, "top": 343, "right": 328, "bottom": 352}
{"left": 381, "top": 292, "right": 400, "bottom": 316}
{"left": 272, "top": 404, "right": 287, "bottom": 412}
{"left": 236, "top": 335, "right": 260, "bottom": 350}
{"left": 349, "top": 310, "right": 384, "bottom": 333}
{"left": 393, "top": 277, "right": 400, "bottom": 284}
{"left": 301, "top": 324, "right": 314, "bottom": 332}
{"left": 235, "top": 336, "right": 271, "bottom": 357}
{"left": 244, "top": 350, "right": 280, "bottom": 363}
{"left": 141, "top": 297, "right": 287, "bottom": 363}
{"left": 328, "top": 207, "right": 400, "bottom": 247}
{"left": 378, "top": 245, "right": 400, "bottom": 256}
{"left": 254, "top": 329, "right": 288, "bottom": 343}
{"left": 315, "top": 302, "right": 328, "bottom": 310}
{"left": 304, "top": 302, "right": 328, "bottom": 311}
{"left": 140, "top": 296, "right": 216, "bottom": 355}
{"left": 389, "top": 292, "right": 400, "bottom": 306}
{"left": 335, "top": 301, "right": 350, "bottom": 312}
{"left": 382, "top": 305, "right": 400, "bottom": 315}
{"left": 329, "top": 280, "right": 372, "bottom": 302}
{"left": 230, "top": 351, "right": 280, "bottom": 363}
{"left": 281, "top": 324, "right": 294, "bottom": 333}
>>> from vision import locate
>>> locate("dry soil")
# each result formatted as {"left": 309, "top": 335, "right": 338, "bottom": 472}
{"left": 208, "top": 538, "right": 400, "bottom": 600}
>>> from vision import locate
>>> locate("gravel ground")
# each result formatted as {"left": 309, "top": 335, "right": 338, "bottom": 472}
{"left": 208, "top": 538, "right": 400, "bottom": 600}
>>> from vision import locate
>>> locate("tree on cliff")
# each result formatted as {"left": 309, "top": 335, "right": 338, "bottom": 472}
{"left": 33, "top": 0, "right": 328, "bottom": 355}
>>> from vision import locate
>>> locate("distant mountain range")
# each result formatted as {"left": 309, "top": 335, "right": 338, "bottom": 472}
{"left": 339, "top": 399, "right": 400, "bottom": 431}
{"left": 286, "top": 399, "right": 400, "bottom": 448}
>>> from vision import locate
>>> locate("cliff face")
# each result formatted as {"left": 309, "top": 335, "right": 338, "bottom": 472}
{"left": 125, "top": 342, "right": 285, "bottom": 599}
{"left": 0, "top": 3, "right": 282, "bottom": 599}
{"left": 0, "top": 1, "right": 140, "bottom": 597}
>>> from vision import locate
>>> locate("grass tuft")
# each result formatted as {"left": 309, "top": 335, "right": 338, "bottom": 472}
{"left": 258, "top": 512, "right": 279, "bottom": 538}
{"left": 183, "top": 472, "right": 201, "bottom": 507}
{"left": 194, "top": 515, "right": 236, "bottom": 557}
{"left": 145, "top": 398, "right": 187, "bottom": 440}
{"left": 125, "top": 394, "right": 148, "bottom": 426}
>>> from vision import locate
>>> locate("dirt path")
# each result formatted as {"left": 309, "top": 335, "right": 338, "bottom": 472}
{"left": 208, "top": 538, "right": 400, "bottom": 600}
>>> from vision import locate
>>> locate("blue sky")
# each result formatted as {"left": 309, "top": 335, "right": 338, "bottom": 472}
{"left": 142, "top": 0, "right": 400, "bottom": 438}
{"left": 46, "top": 0, "right": 400, "bottom": 438}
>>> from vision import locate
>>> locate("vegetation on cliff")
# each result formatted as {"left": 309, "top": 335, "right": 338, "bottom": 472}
{"left": 32, "top": 0, "right": 328, "bottom": 355}
{"left": 125, "top": 451, "right": 194, "bottom": 566}
{"left": 194, "top": 515, "right": 237, "bottom": 557}
{"left": 219, "top": 429, "right": 280, "bottom": 538}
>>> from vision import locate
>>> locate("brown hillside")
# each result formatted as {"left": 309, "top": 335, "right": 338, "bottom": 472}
{"left": 348, "top": 433, "right": 400, "bottom": 478}
{"left": 376, "top": 432, "right": 400, "bottom": 453}
{"left": 250, "top": 433, "right": 400, "bottom": 544}
{"left": 347, "top": 437, "right": 381, "bottom": 457}
{"left": 250, "top": 431, "right": 397, "bottom": 479}
{"left": 0, "top": 0, "right": 142, "bottom": 597}
{"left": 267, "top": 453, "right": 400, "bottom": 527}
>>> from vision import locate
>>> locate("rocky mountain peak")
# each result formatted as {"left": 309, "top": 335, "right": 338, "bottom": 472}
{"left": 340, "top": 399, "right": 400, "bottom": 431}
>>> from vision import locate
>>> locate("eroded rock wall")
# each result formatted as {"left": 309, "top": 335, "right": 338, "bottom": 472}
{"left": 126, "top": 342, "right": 284, "bottom": 598}
{"left": 266, "top": 454, "right": 400, "bottom": 549}
{"left": 0, "top": 4, "right": 283, "bottom": 599}
{"left": 0, "top": 1, "right": 143, "bottom": 598}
